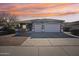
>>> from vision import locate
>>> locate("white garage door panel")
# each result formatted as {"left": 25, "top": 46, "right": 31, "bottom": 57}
{"left": 34, "top": 24, "right": 42, "bottom": 32}
{"left": 45, "top": 24, "right": 60, "bottom": 32}
{"left": 34, "top": 23, "right": 60, "bottom": 32}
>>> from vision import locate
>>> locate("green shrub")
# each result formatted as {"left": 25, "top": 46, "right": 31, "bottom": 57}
{"left": 63, "top": 27, "right": 70, "bottom": 32}
{"left": 1, "top": 27, "right": 15, "bottom": 34}
{"left": 70, "top": 29, "right": 79, "bottom": 36}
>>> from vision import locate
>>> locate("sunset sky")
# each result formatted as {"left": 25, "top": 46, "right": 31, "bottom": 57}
{"left": 0, "top": 3, "right": 79, "bottom": 22}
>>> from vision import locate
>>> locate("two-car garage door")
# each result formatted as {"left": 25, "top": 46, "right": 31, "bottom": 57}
{"left": 34, "top": 23, "right": 60, "bottom": 32}
{"left": 44, "top": 23, "right": 60, "bottom": 32}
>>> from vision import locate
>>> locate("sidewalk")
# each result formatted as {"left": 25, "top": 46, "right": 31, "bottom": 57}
{"left": 22, "top": 38, "right": 79, "bottom": 46}
{"left": 0, "top": 46, "right": 79, "bottom": 56}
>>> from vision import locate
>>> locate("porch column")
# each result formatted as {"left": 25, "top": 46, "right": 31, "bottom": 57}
{"left": 60, "top": 24, "right": 63, "bottom": 32}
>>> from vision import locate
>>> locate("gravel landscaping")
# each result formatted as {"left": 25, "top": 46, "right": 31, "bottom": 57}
{"left": 0, "top": 34, "right": 27, "bottom": 46}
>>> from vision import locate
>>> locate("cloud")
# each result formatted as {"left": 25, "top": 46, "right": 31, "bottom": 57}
{"left": 0, "top": 3, "right": 79, "bottom": 17}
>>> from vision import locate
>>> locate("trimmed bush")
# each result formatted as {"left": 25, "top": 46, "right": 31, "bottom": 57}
{"left": 70, "top": 29, "right": 79, "bottom": 36}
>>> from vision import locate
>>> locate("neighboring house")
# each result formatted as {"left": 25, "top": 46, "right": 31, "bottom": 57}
{"left": 70, "top": 21, "right": 79, "bottom": 30}
{"left": 18, "top": 19, "right": 64, "bottom": 33}
{"left": 64, "top": 21, "right": 79, "bottom": 30}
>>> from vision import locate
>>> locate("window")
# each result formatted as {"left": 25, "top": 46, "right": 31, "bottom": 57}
{"left": 22, "top": 25, "right": 26, "bottom": 29}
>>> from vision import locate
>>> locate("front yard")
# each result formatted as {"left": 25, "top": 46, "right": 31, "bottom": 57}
{"left": 0, "top": 32, "right": 78, "bottom": 46}
{"left": 0, "top": 34, "right": 27, "bottom": 46}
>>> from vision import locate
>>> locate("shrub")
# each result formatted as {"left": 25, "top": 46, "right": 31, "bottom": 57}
{"left": 70, "top": 29, "right": 79, "bottom": 36}
{"left": 63, "top": 27, "right": 70, "bottom": 32}
{"left": 7, "top": 28, "right": 15, "bottom": 34}
{"left": 1, "top": 27, "right": 15, "bottom": 34}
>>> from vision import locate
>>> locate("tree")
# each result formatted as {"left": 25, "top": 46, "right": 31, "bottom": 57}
{"left": 0, "top": 11, "right": 17, "bottom": 29}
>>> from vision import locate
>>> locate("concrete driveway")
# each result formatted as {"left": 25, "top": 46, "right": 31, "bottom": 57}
{"left": 0, "top": 34, "right": 79, "bottom": 56}
{"left": 1, "top": 38, "right": 79, "bottom": 56}
{"left": 27, "top": 32, "right": 76, "bottom": 38}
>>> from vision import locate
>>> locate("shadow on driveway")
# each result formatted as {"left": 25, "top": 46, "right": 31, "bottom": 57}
{"left": 26, "top": 32, "right": 76, "bottom": 38}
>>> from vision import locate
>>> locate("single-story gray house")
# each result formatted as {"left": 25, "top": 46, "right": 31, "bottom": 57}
{"left": 17, "top": 19, "right": 64, "bottom": 33}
